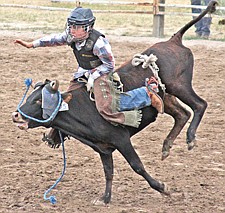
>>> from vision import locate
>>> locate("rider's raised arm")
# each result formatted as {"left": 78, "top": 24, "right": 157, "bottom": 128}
{"left": 32, "top": 31, "right": 68, "bottom": 48}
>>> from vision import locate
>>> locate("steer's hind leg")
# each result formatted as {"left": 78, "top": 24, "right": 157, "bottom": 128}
{"left": 162, "top": 93, "right": 191, "bottom": 160}
{"left": 170, "top": 84, "right": 207, "bottom": 150}
{"left": 116, "top": 139, "right": 170, "bottom": 196}
{"left": 97, "top": 152, "right": 114, "bottom": 204}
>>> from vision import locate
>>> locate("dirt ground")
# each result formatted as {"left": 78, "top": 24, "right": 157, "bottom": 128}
{"left": 1, "top": 31, "right": 225, "bottom": 213}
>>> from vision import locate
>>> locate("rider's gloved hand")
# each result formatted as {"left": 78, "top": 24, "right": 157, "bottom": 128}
{"left": 86, "top": 75, "right": 94, "bottom": 91}
{"left": 86, "top": 71, "right": 100, "bottom": 91}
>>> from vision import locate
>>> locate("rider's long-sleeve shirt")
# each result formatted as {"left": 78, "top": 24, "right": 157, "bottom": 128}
{"left": 32, "top": 30, "right": 115, "bottom": 80}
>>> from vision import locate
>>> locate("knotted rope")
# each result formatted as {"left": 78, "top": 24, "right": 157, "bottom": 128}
{"left": 131, "top": 53, "right": 166, "bottom": 93}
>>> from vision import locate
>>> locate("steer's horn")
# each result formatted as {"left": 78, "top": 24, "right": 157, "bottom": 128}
{"left": 45, "top": 80, "right": 59, "bottom": 93}
{"left": 50, "top": 80, "right": 59, "bottom": 91}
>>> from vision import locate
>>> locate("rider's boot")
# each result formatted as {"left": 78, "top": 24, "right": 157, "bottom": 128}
{"left": 145, "top": 77, "right": 164, "bottom": 114}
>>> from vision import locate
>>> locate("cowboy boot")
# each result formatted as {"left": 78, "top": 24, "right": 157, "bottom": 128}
{"left": 145, "top": 77, "right": 164, "bottom": 114}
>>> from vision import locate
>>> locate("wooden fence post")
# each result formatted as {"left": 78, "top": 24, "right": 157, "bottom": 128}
{"left": 152, "top": 0, "right": 165, "bottom": 38}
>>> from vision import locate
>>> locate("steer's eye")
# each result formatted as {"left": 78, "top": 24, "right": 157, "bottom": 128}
{"left": 36, "top": 99, "right": 42, "bottom": 105}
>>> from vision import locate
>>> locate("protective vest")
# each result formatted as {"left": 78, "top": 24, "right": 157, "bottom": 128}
{"left": 71, "top": 29, "right": 105, "bottom": 70}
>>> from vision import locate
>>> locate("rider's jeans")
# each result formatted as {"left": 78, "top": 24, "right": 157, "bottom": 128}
{"left": 119, "top": 87, "right": 151, "bottom": 111}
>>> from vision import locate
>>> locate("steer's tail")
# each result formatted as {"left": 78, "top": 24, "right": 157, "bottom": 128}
{"left": 171, "top": 0, "right": 218, "bottom": 41}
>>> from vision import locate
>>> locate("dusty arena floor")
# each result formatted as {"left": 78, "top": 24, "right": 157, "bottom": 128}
{"left": 1, "top": 31, "right": 225, "bottom": 213}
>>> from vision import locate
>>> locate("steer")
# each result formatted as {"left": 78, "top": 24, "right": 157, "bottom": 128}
{"left": 12, "top": 1, "right": 217, "bottom": 204}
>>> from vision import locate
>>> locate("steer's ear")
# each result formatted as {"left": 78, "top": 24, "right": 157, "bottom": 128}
{"left": 34, "top": 81, "right": 44, "bottom": 89}
{"left": 61, "top": 92, "right": 73, "bottom": 103}
{"left": 44, "top": 79, "right": 51, "bottom": 84}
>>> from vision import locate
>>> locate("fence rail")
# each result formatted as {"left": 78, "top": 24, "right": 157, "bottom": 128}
{"left": 2, "top": 3, "right": 225, "bottom": 14}
{"left": 51, "top": 0, "right": 152, "bottom": 5}
{"left": 50, "top": 0, "right": 225, "bottom": 10}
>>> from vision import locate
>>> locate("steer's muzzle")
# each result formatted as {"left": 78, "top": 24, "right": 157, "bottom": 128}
{"left": 12, "top": 112, "right": 28, "bottom": 130}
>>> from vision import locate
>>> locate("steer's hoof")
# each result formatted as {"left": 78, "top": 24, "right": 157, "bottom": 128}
{"left": 159, "top": 182, "right": 170, "bottom": 196}
{"left": 187, "top": 139, "right": 197, "bottom": 150}
{"left": 92, "top": 196, "right": 110, "bottom": 206}
{"left": 163, "top": 183, "right": 171, "bottom": 196}
{"left": 92, "top": 198, "right": 105, "bottom": 206}
{"left": 161, "top": 151, "right": 170, "bottom": 161}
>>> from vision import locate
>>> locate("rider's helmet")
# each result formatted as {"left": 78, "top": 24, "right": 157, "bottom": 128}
{"left": 67, "top": 7, "right": 96, "bottom": 42}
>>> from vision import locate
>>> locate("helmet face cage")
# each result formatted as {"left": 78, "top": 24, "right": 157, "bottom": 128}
{"left": 67, "top": 19, "right": 95, "bottom": 32}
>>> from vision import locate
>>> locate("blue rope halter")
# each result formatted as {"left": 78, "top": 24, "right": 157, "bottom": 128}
{"left": 17, "top": 78, "right": 66, "bottom": 204}
{"left": 17, "top": 78, "right": 62, "bottom": 123}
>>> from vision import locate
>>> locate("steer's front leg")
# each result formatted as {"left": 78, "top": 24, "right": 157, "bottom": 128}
{"left": 99, "top": 152, "right": 114, "bottom": 204}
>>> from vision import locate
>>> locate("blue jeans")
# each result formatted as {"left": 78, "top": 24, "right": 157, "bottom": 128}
{"left": 119, "top": 87, "right": 151, "bottom": 111}
{"left": 191, "top": 0, "right": 212, "bottom": 36}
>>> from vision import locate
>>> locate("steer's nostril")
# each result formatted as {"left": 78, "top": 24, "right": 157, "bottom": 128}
{"left": 12, "top": 112, "right": 19, "bottom": 120}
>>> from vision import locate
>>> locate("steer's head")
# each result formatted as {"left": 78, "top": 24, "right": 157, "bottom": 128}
{"left": 12, "top": 79, "right": 60, "bottom": 130}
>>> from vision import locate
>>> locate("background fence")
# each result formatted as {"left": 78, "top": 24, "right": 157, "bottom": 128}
{"left": 50, "top": 0, "right": 225, "bottom": 37}
{"left": 1, "top": 0, "right": 225, "bottom": 38}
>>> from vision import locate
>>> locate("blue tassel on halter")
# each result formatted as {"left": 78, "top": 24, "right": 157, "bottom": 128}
{"left": 24, "top": 78, "right": 32, "bottom": 87}
{"left": 48, "top": 195, "right": 57, "bottom": 205}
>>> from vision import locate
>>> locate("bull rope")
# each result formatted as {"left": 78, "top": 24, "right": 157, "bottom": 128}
{"left": 131, "top": 53, "right": 166, "bottom": 93}
{"left": 17, "top": 78, "right": 66, "bottom": 204}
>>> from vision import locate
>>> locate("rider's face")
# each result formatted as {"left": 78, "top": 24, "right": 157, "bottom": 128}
{"left": 69, "top": 25, "right": 89, "bottom": 41}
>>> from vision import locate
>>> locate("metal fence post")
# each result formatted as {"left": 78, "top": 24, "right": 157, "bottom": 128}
{"left": 152, "top": 0, "right": 165, "bottom": 38}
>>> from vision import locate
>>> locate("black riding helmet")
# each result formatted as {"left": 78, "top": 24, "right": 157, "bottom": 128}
{"left": 67, "top": 7, "right": 96, "bottom": 29}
